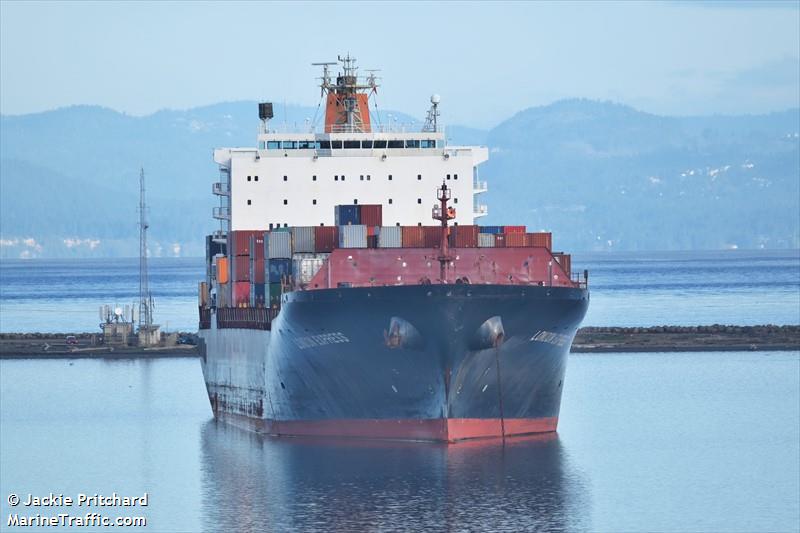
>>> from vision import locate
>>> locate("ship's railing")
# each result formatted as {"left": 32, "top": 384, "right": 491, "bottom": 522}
{"left": 212, "top": 206, "right": 231, "bottom": 220}
{"left": 260, "top": 122, "right": 445, "bottom": 135}
{"left": 216, "top": 306, "right": 279, "bottom": 330}
{"left": 473, "top": 179, "right": 488, "bottom": 193}
{"left": 199, "top": 307, "right": 211, "bottom": 330}
{"left": 212, "top": 182, "right": 230, "bottom": 195}
{"left": 473, "top": 203, "right": 488, "bottom": 217}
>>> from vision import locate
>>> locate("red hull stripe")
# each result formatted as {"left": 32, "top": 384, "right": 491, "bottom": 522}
{"left": 265, "top": 417, "right": 558, "bottom": 442}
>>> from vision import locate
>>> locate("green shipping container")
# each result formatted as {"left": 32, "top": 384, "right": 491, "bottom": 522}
{"left": 269, "top": 283, "right": 282, "bottom": 307}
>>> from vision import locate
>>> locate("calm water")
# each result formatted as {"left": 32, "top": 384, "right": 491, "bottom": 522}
{"left": 1, "top": 353, "right": 798, "bottom": 532}
{"left": 0, "top": 250, "right": 798, "bottom": 333}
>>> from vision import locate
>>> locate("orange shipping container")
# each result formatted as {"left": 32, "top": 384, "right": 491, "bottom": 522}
{"left": 505, "top": 233, "right": 527, "bottom": 247}
{"left": 401, "top": 226, "right": 425, "bottom": 248}
{"left": 216, "top": 256, "right": 229, "bottom": 284}
{"left": 233, "top": 282, "right": 250, "bottom": 307}
{"left": 526, "top": 232, "right": 552, "bottom": 250}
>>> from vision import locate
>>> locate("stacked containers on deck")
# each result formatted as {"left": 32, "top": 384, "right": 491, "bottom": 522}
{"left": 267, "top": 230, "right": 293, "bottom": 307}
{"left": 293, "top": 253, "right": 330, "bottom": 286}
{"left": 422, "top": 226, "right": 441, "bottom": 248}
{"left": 314, "top": 226, "right": 339, "bottom": 252}
{"left": 229, "top": 230, "right": 265, "bottom": 306}
{"left": 401, "top": 226, "right": 425, "bottom": 248}
{"left": 292, "top": 227, "right": 316, "bottom": 253}
{"left": 377, "top": 226, "right": 403, "bottom": 248}
{"left": 449, "top": 225, "right": 478, "bottom": 248}
{"left": 214, "top": 256, "right": 230, "bottom": 307}
{"left": 339, "top": 225, "right": 368, "bottom": 248}
{"left": 334, "top": 205, "right": 360, "bottom": 226}
{"left": 526, "top": 232, "right": 552, "bottom": 250}
{"left": 478, "top": 233, "right": 496, "bottom": 247}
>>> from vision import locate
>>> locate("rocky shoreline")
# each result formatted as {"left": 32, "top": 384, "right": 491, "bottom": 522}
{"left": 0, "top": 325, "right": 798, "bottom": 359}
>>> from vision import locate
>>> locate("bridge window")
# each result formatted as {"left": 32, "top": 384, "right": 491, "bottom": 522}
{"left": 388, "top": 140, "right": 404, "bottom": 149}
{"left": 331, "top": 140, "right": 342, "bottom": 149}
{"left": 421, "top": 140, "right": 435, "bottom": 148}
{"left": 319, "top": 141, "right": 331, "bottom": 149}
{"left": 406, "top": 140, "right": 420, "bottom": 148}
{"left": 267, "top": 141, "right": 280, "bottom": 150}
{"left": 374, "top": 140, "right": 387, "bottom": 149}
{"left": 282, "top": 141, "right": 297, "bottom": 149}
{"left": 298, "top": 140, "right": 314, "bottom": 149}
{"left": 362, "top": 140, "right": 373, "bottom": 149}
{"left": 344, "top": 141, "right": 360, "bottom": 149}
{"left": 259, "top": 141, "right": 265, "bottom": 149}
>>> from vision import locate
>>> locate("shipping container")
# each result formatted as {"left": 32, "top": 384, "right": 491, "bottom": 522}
{"left": 503, "top": 225, "right": 526, "bottom": 234}
{"left": 423, "top": 226, "right": 441, "bottom": 248}
{"left": 478, "top": 233, "right": 496, "bottom": 247}
{"left": 251, "top": 257, "right": 265, "bottom": 284}
{"left": 339, "top": 225, "right": 368, "bottom": 248}
{"left": 198, "top": 281, "right": 208, "bottom": 307}
{"left": 233, "top": 255, "right": 250, "bottom": 281}
{"left": 314, "top": 226, "right": 339, "bottom": 252}
{"left": 449, "top": 225, "right": 479, "bottom": 248}
{"left": 494, "top": 234, "right": 507, "bottom": 247}
{"left": 526, "top": 232, "right": 552, "bottom": 250}
{"left": 291, "top": 226, "right": 316, "bottom": 253}
{"left": 268, "top": 231, "right": 292, "bottom": 258}
{"left": 268, "top": 258, "right": 292, "bottom": 283}
{"left": 367, "top": 235, "right": 378, "bottom": 248}
{"left": 366, "top": 225, "right": 378, "bottom": 237}
{"left": 253, "top": 282, "right": 266, "bottom": 302}
{"left": 377, "top": 226, "right": 403, "bottom": 248}
{"left": 479, "top": 226, "right": 503, "bottom": 235}
{"left": 216, "top": 256, "right": 229, "bottom": 284}
{"left": 216, "top": 282, "right": 231, "bottom": 308}
{"left": 228, "top": 230, "right": 265, "bottom": 258}
{"left": 505, "top": 233, "right": 526, "bottom": 247}
{"left": 334, "top": 205, "right": 360, "bottom": 226}
{"left": 401, "top": 226, "right": 425, "bottom": 248}
{"left": 359, "top": 204, "right": 383, "bottom": 227}
{"left": 293, "top": 253, "right": 329, "bottom": 285}
{"left": 233, "top": 281, "right": 250, "bottom": 307}
{"left": 269, "top": 283, "right": 282, "bottom": 307}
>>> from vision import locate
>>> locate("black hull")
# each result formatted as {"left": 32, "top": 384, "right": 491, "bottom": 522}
{"left": 200, "top": 284, "right": 589, "bottom": 441}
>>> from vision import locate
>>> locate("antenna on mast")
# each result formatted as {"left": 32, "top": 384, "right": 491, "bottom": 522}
{"left": 138, "top": 167, "right": 158, "bottom": 345}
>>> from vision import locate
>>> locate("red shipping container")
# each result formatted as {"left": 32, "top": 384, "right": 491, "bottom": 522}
{"left": 503, "top": 225, "right": 526, "bottom": 234}
{"left": 233, "top": 281, "right": 250, "bottom": 306}
{"left": 252, "top": 258, "right": 265, "bottom": 284}
{"left": 423, "top": 226, "right": 441, "bottom": 248}
{"left": 234, "top": 255, "right": 251, "bottom": 281}
{"left": 401, "top": 226, "right": 425, "bottom": 248}
{"left": 526, "top": 232, "right": 552, "bottom": 250}
{"left": 494, "top": 234, "right": 507, "bottom": 247}
{"left": 229, "top": 230, "right": 266, "bottom": 258}
{"left": 314, "top": 226, "right": 339, "bottom": 252}
{"left": 449, "top": 225, "right": 479, "bottom": 248}
{"left": 505, "top": 233, "right": 526, "bottom": 247}
{"left": 359, "top": 205, "right": 383, "bottom": 227}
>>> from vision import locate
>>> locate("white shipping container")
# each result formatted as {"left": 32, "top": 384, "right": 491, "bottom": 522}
{"left": 292, "top": 253, "right": 330, "bottom": 285}
{"left": 268, "top": 231, "right": 293, "bottom": 258}
{"left": 478, "top": 233, "right": 496, "bottom": 247}
{"left": 338, "top": 225, "right": 367, "bottom": 248}
{"left": 377, "top": 226, "right": 403, "bottom": 248}
{"left": 292, "top": 226, "right": 316, "bottom": 253}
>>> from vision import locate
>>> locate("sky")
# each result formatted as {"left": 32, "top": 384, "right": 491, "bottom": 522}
{"left": 1, "top": 0, "right": 798, "bottom": 128}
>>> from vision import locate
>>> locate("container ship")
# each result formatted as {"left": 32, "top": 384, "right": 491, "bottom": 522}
{"left": 198, "top": 55, "right": 589, "bottom": 442}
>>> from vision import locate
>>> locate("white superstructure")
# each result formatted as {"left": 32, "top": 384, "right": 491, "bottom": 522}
{"left": 212, "top": 55, "right": 489, "bottom": 233}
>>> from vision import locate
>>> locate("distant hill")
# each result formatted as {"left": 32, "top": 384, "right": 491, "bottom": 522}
{"left": 0, "top": 99, "right": 797, "bottom": 257}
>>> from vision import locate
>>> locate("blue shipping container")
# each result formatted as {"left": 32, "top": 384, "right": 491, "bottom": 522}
{"left": 268, "top": 258, "right": 292, "bottom": 283}
{"left": 335, "top": 205, "right": 360, "bottom": 226}
{"left": 479, "top": 226, "right": 503, "bottom": 235}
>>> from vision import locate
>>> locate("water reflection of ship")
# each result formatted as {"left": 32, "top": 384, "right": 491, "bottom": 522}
{"left": 199, "top": 420, "right": 590, "bottom": 532}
